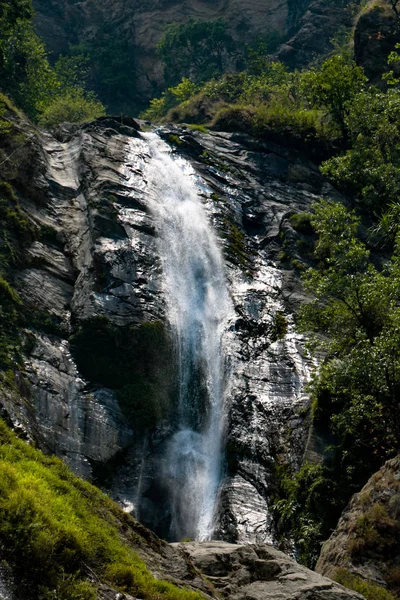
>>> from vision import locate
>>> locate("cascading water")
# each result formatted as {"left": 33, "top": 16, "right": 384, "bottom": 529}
{"left": 128, "top": 133, "right": 234, "bottom": 541}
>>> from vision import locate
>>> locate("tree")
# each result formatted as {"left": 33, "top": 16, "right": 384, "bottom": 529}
{"left": 299, "top": 55, "right": 367, "bottom": 136}
{"left": 0, "top": 0, "right": 33, "bottom": 72}
{"left": 321, "top": 87, "right": 400, "bottom": 210}
{"left": 157, "top": 18, "right": 236, "bottom": 85}
{"left": 299, "top": 199, "right": 400, "bottom": 450}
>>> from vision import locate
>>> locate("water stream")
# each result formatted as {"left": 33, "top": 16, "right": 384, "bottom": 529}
{"left": 133, "top": 133, "right": 234, "bottom": 541}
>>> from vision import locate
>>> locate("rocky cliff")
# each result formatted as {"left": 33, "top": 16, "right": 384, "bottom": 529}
{"left": 316, "top": 455, "right": 400, "bottom": 598}
{"left": 0, "top": 98, "right": 346, "bottom": 546}
{"left": 31, "top": 0, "right": 357, "bottom": 110}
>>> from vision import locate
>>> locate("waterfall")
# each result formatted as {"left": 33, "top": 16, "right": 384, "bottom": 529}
{"left": 133, "top": 133, "right": 233, "bottom": 541}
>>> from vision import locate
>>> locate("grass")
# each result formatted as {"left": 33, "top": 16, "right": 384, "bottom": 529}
{"left": 348, "top": 503, "right": 400, "bottom": 560}
{"left": 334, "top": 568, "right": 398, "bottom": 600}
{"left": 0, "top": 418, "right": 207, "bottom": 600}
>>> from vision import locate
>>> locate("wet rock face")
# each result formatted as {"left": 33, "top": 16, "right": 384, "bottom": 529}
{"left": 172, "top": 541, "right": 366, "bottom": 599}
{"left": 1, "top": 118, "right": 344, "bottom": 543}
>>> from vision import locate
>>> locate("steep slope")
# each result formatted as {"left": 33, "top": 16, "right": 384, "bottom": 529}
{"left": 0, "top": 417, "right": 366, "bottom": 600}
{"left": 31, "top": 0, "right": 360, "bottom": 110}
{"left": 32, "top": 0, "right": 289, "bottom": 107}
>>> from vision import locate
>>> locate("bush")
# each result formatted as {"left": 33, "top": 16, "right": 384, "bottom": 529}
{"left": 38, "top": 89, "right": 105, "bottom": 128}
{"left": 334, "top": 568, "right": 397, "bottom": 600}
{"left": 289, "top": 212, "right": 314, "bottom": 235}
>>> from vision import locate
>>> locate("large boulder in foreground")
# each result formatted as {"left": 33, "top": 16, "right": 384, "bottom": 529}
{"left": 317, "top": 456, "right": 400, "bottom": 598}
{"left": 173, "top": 541, "right": 365, "bottom": 600}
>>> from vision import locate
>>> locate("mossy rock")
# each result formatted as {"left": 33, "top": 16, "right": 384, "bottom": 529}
{"left": 70, "top": 317, "right": 176, "bottom": 429}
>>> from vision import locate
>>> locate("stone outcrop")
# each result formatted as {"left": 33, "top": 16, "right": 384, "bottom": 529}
{"left": 354, "top": 3, "right": 400, "bottom": 86}
{"left": 316, "top": 455, "right": 400, "bottom": 596}
{"left": 172, "top": 541, "right": 366, "bottom": 599}
{"left": 276, "top": 0, "right": 359, "bottom": 69}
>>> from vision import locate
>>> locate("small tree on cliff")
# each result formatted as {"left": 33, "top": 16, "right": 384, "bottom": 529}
{"left": 157, "top": 18, "right": 236, "bottom": 85}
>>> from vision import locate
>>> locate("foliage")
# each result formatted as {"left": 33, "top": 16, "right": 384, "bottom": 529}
{"left": 0, "top": 419, "right": 206, "bottom": 600}
{"left": 322, "top": 86, "right": 400, "bottom": 209}
{"left": 70, "top": 25, "right": 138, "bottom": 113}
{"left": 0, "top": 0, "right": 105, "bottom": 125}
{"left": 141, "top": 78, "right": 199, "bottom": 121}
{"left": 274, "top": 198, "right": 400, "bottom": 567}
{"left": 38, "top": 88, "right": 105, "bottom": 128}
{"left": 349, "top": 503, "right": 400, "bottom": 559}
{"left": 142, "top": 54, "right": 352, "bottom": 156}
{"left": 334, "top": 568, "right": 398, "bottom": 600}
{"left": 157, "top": 18, "right": 236, "bottom": 85}
{"left": 0, "top": 180, "right": 34, "bottom": 370}
{"left": 289, "top": 212, "right": 314, "bottom": 235}
{"left": 273, "top": 462, "right": 333, "bottom": 567}
{"left": 299, "top": 55, "right": 367, "bottom": 135}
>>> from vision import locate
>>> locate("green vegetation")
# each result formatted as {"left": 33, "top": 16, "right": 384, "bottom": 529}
{"left": 0, "top": 176, "right": 34, "bottom": 369}
{"left": 70, "top": 26, "right": 138, "bottom": 114}
{"left": 141, "top": 55, "right": 366, "bottom": 157}
{"left": 157, "top": 19, "right": 236, "bottom": 86}
{"left": 334, "top": 569, "right": 398, "bottom": 600}
{"left": 0, "top": 0, "right": 105, "bottom": 126}
{"left": 71, "top": 318, "right": 175, "bottom": 429}
{"left": 0, "top": 418, "right": 206, "bottom": 600}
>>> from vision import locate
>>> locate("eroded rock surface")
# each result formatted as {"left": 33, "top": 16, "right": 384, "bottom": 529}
{"left": 172, "top": 541, "right": 366, "bottom": 599}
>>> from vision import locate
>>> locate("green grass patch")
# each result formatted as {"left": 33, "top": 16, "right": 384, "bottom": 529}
{"left": 0, "top": 419, "right": 206, "bottom": 600}
{"left": 334, "top": 568, "right": 397, "bottom": 600}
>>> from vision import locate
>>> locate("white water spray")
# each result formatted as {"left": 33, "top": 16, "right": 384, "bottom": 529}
{"left": 140, "top": 133, "right": 233, "bottom": 541}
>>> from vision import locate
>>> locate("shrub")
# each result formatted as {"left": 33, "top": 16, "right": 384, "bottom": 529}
{"left": 38, "top": 89, "right": 105, "bottom": 128}
{"left": 289, "top": 212, "right": 314, "bottom": 235}
{"left": 334, "top": 568, "right": 397, "bottom": 600}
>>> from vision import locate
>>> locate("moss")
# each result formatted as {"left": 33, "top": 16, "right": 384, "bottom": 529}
{"left": 39, "top": 224, "right": 61, "bottom": 248}
{"left": 289, "top": 212, "right": 314, "bottom": 235}
{"left": 0, "top": 419, "right": 206, "bottom": 600}
{"left": 270, "top": 312, "right": 288, "bottom": 342}
{"left": 221, "top": 218, "right": 253, "bottom": 270}
{"left": 167, "top": 134, "right": 183, "bottom": 146}
{"left": 186, "top": 124, "right": 208, "bottom": 133}
{"left": 70, "top": 318, "right": 176, "bottom": 429}
{"left": 334, "top": 568, "right": 397, "bottom": 600}
{"left": 349, "top": 503, "right": 400, "bottom": 560}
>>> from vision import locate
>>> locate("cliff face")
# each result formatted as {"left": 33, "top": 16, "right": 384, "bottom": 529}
{"left": 0, "top": 101, "right": 346, "bottom": 545}
{"left": 32, "top": 0, "right": 289, "bottom": 106}
{"left": 31, "top": 0, "right": 357, "bottom": 110}
{"left": 316, "top": 455, "right": 400, "bottom": 597}
{"left": 354, "top": 3, "right": 400, "bottom": 86}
